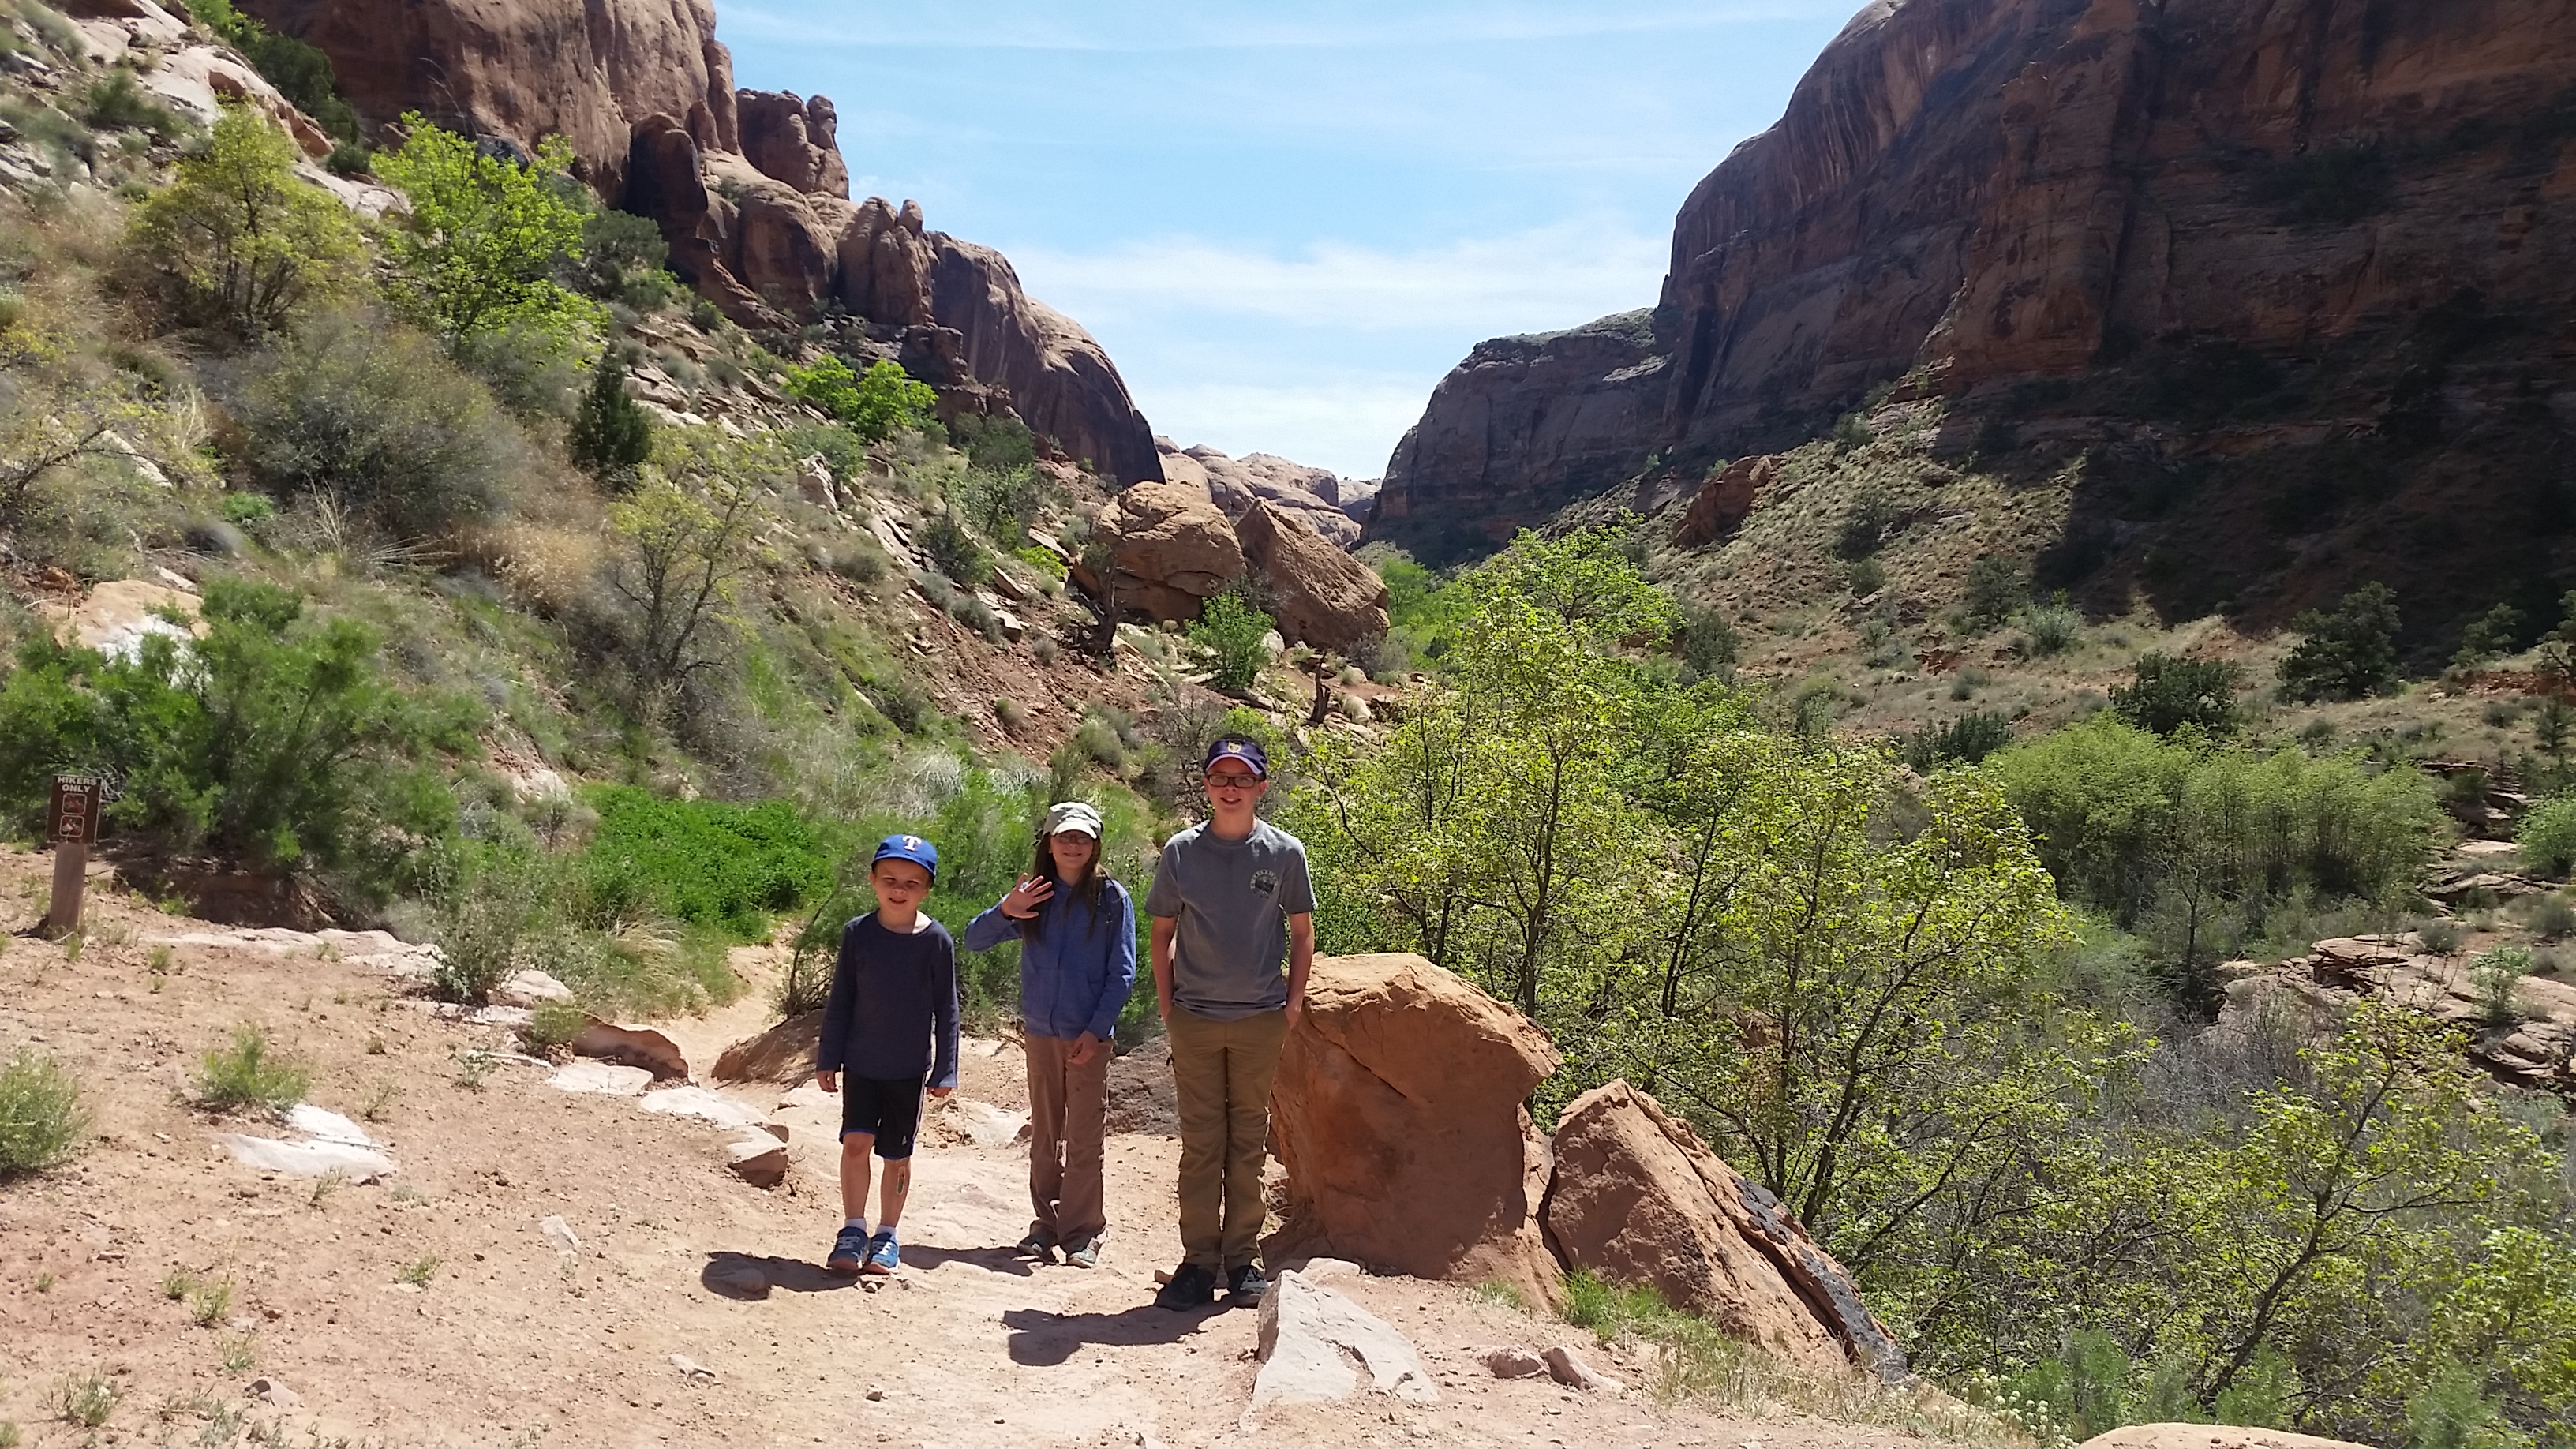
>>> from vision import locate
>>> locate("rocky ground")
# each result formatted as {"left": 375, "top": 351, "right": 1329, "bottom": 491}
{"left": 0, "top": 846, "right": 1997, "bottom": 1449}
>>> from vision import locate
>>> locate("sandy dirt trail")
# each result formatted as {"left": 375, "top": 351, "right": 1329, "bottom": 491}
{"left": 0, "top": 847, "right": 1964, "bottom": 1448}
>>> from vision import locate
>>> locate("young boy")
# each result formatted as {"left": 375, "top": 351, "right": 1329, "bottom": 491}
{"left": 1145, "top": 736, "right": 1314, "bottom": 1310}
{"left": 817, "top": 833, "right": 960, "bottom": 1277}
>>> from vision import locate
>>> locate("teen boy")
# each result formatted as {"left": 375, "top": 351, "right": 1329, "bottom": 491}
{"left": 1144, "top": 736, "right": 1314, "bottom": 1310}
{"left": 817, "top": 833, "right": 960, "bottom": 1277}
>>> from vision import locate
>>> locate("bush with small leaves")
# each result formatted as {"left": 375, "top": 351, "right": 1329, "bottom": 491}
{"left": 127, "top": 105, "right": 364, "bottom": 335}
{"left": 993, "top": 698, "right": 1029, "bottom": 731}
{"left": 2469, "top": 945, "right": 2531, "bottom": 1027}
{"left": 194, "top": 1026, "right": 309, "bottom": 1116}
{"left": 568, "top": 350, "right": 652, "bottom": 486}
{"left": 2017, "top": 601, "right": 2082, "bottom": 657}
{"left": 1899, "top": 711, "right": 2014, "bottom": 773}
{"left": 1189, "top": 590, "right": 1275, "bottom": 694}
{"left": 2517, "top": 795, "right": 2576, "bottom": 878}
{"left": 782, "top": 356, "right": 938, "bottom": 442}
{"left": 2417, "top": 917, "right": 2466, "bottom": 955}
{"left": 0, "top": 1052, "right": 86, "bottom": 1177}
{"left": 2524, "top": 891, "right": 2576, "bottom": 939}
{"left": 918, "top": 511, "right": 989, "bottom": 588}
{"left": 2452, "top": 601, "right": 2525, "bottom": 671}
{"left": 2278, "top": 582, "right": 2402, "bottom": 702}
{"left": 2110, "top": 653, "right": 2244, "bottom": 737}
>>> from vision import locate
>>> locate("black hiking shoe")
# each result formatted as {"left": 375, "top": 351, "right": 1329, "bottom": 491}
{"left": 1226, "top": 1264, "right": 1269, "bottom": 1305}
{"left": 1155, "top": 1263, "right": 1216, "bottom": 1311}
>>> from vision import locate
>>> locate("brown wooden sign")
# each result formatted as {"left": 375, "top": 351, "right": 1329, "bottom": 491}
{"left": 47, "top": 775, "right": 100, "bottom": 846}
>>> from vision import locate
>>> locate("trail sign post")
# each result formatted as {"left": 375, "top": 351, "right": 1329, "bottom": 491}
{"left": 46, "top": 774, "right": 99, "bottom": 936}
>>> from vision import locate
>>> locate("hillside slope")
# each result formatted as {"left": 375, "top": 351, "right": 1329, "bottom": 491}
{"left": 1374, "top": 0, "right": 2576, "bottom": 638}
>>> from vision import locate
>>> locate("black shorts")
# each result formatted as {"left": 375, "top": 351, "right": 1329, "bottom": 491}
{"left": 840, "top": 1074, "right": 927, "bottom": 1159}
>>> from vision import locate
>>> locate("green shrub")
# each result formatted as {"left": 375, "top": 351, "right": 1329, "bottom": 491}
{"left": 2018, "top": 601, "right": 2083, "bottom": 656}
{"left": 195, "top": 1026, "right": 309, "bottom": 1115}
{"left": 1676, "top": 601, "right": 1739, "bottom": 682}
{"left": 1836, "top": 486, "right": 1898, "bottom": 559}
{"left": 2524, "top": 891, "right": 2575, "bottom": 938}
{"left": 1956, "top": 555, "right": 2026, "bottom": 633}
{"left": 78, "top": 72, "right": 185, "bottom": 140}
{"left": 2469, "top": 945, "right": 2531, "bottom": 1027}
{"left": 955, "top": 465, "right": 1043, "bottom": 546}
{"left": 952, "top": 413, "right": 1036, "bottom": 474}
{"left": 1898, "top": 711, "right": 2013, "bottom": 773}
{"left": 233, "top": 311, "right": 534, "bottom": 538}
{"left": 2278, "top": 582, "right": 2401, "bottom": 702}
{"left": 218, "top": 491, "right": 275, "bottom": 529}
{"left": 576, "top": 786, "right": 841, "bottom": 939}
{"left": 2451, "top": 602, "right": 2525, "bottom": 671}
{"left": 2418, "top": 917, "right": 2466, "bottom": 955}
{"left": 1189, "top": 590, "right": 1274, "bottom": 694}
{"left": 568, "top": 350, "right": 652, "bottom": 485}
{"left": 782, "top": 356, "right": 938, "bottom": 442}
{"left": 0, "top": 579, "right": 477, "bottom": 891}
{"left": 126, "top": 105, "right": 364, "bottom": 334}
{"left": 1847, "top": 557, "right": 1885, "bottom": 597}
{"left": 570, "top": 209, "right": 679, "bottom": 309}
{"left": 1013, "top": 545, "right": 1068, "bottom": 581}
{"left": 2516, "top": 796, "right": 2576, "bottom": 877}
{"left": 2110, "top": 653, "right": 2244, "bottom": 736}
{"left": 0, "top": 1052, "right": 86, "bottom": 1176}
{"left": 918, "top": 511, "right": 989, "bottom": 587}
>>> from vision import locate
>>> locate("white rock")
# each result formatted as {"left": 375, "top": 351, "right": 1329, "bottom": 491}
{"left": 671, "top": 1354, "right": 713, "bottom": 1380}
{"left": 246, "top": 1376, "right": 300, "bottom": 1410}
{"left": 284, "top": 1104, "right": 376, "bottom": 1148}
{"left": 1296, "top": 1256, "right": 1363, "bottom": 1284}
{"left": 949, "top": 1098, "right": 1031, "bottom": 1148}
{"left": 214, "top": 1134, "right": 395, "bottom": 1183}
{"left": 1252, "top": 1269, "right": 1438, "bottom": 1409}
{"left": 498, "top": 969, "right": 574, "bottom": 1006}
{"left": 1542, "top": 1344, "right": 1625, "bottom": 1393}
{"left": 541, "top": 1215, "right": 581, "bottom": 1255}
{"left": 640, "top": 1086, "right": 769, "bottom": 1130}
{"left": 547, "top": 1061, "right": 653, "bottom": 1096}
{"left": 726, "top": 1136, "right": 790, "bottom": 1188}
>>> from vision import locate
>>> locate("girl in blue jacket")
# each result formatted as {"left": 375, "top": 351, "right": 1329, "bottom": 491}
{"left": 963, "top": 799, "right": 1136, "bottom": 1267}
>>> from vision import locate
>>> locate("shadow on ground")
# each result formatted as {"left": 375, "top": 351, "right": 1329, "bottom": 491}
{"left": 700, "top": 1250, "right": 855, "bottom": 1297}
{"left": 1003, "top": 1303, "right": 1227, "bottom": 1366}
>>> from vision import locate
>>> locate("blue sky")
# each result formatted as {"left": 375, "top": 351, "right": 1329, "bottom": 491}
{"left": 721, "top": 2, "right": 1862, "bottom": 480}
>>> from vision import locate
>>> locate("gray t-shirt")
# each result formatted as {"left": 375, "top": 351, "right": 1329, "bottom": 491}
{"left": 1144, "top": 819, "right": 1316, "bottom": 1021}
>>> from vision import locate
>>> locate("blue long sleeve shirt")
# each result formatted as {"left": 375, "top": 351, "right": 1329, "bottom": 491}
{"left": 962, "top": 879, "right": 1136, "bottom": 1042}
{"left": 816, "top": 912, "right": 960, "bottom": 1089}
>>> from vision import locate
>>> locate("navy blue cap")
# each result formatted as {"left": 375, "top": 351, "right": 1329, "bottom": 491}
{"left": 1203, "top": 737, "right": 1268, "bottom": 779}
{"left": 871, "top": 832, "right": 939, "bottom": 881}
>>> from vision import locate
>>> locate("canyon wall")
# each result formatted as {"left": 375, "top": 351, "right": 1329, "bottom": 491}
{"left": 242, "top": 0, "right": 1163, "bottom": 486}
{"left": 1372, "top": 0, "right": 2576, "bottom": 563}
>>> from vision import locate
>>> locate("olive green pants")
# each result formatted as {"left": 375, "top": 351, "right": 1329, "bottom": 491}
{"left": 1163, "top": 1006, "right": 1287, "bottom": 1272}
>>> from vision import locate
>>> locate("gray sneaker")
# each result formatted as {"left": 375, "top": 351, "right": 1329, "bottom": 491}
{"left": 1062, "top": 1235, "right": 1100, "bottom": 1269}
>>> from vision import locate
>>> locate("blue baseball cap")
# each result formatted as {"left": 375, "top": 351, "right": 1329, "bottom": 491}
{"left": 871, "top": 832, "right": 939, "bottom": 880}
{"left": 1203, "top": 737, "right": 1268, "bottom": 779}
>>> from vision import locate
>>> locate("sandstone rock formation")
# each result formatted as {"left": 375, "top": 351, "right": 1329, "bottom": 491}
{"left": 2222, "top": 931, "right": 2576, "bottom": 1093}
{"left": 239, "top": 0, "right": 1163, "bottom": 490}
{"left": 1373, "top": 0, "right": 2576, "bottom": 567}
{"left": 1252, "top": 1268, "right": 1440, "bottom": 1409}
{"left": 1081, "top": 480, "right": 1245, "bottom": 623}
{"left": 1265, "top": 953, "right": 1563, "bottom": 1309}
{"left": 2074, "top": 1429, "right": 2378, "bottom": 1449}
{"left": 1543, "top": 1080, "right": 1907, "bottom": 1383}
{"left": 1157, "top": 439, "right": 1363, "bottom": 549}
{"left": 710, "top": 1011, "right": 820, "bottom": 1085}
{"left": 1234, "top": 500, "right": 1391, "bottom": 653}
{"left": 1670, "top": 455, "right": 1780, "bottom": 549}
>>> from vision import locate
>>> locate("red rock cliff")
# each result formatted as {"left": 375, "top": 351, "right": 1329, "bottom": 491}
{"left": 1372, "top": 0, "right": 2576, "bottom": 564}
{"left": 241, "top": 0, "right": 1163, "bottom": 487}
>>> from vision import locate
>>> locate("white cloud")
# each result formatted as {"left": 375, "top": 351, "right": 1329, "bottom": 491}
{"left": 1010, "top": 223, "right": 1669, "bottom": 335}
{"left": 1134, "top": 378, "right": 1437, "bottom": 480}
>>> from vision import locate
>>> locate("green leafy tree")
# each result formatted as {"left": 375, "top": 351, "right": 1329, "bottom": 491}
{"left": 372, "top": 116, "right": 602, "bottom": 354}
{"left": 2111, "top": 653, "right": 2245, "bottom": 737}
{"left": 2452, "top": 602, "right": 2525, "bottom": 671}
{"left": 568, "top": 350, "right": 652, "bottom": 486}
{"left": 782, "top": 356, "right": 938, "bottom": 442}
{"left": 0, "top": 580, "right": 474, "bottom": 886}
{"left": 1189, "top": 590, "right": 1274, "bottom": 695}
{"left": 126, "top": 104, "right": 364, "bottom": 334}
{"left": 604, "top": 432, "right": 770, "bottom": 721}
{"left": 1956, "top": 554, "right": 2027, "bottom": 634}
{"left": 2278, "top": 582, "right": 2402, "bottom": 702}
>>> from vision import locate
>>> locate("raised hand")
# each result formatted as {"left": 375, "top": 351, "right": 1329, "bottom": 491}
{"left": 1001, "top": 873, "right": 1056, "bottom": 919}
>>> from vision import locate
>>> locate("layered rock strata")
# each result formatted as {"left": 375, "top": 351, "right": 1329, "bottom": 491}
{"left": 241, "top": 0, "right": 1163, "bottom": 488}
{"left": 1374, "top": 0, "right": 2576, "bottom": 562}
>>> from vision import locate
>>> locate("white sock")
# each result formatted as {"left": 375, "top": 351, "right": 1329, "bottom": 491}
{"left": 844, "top": 1217, "right": 868, "bottom": 1234}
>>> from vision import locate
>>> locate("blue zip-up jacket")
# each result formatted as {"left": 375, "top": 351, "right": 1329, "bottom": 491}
{"left": 817, "top": 912, "right": 960, "bottom": 1089}
{"left": 963, "top": 878, "right": 1136, "bottom": 1042}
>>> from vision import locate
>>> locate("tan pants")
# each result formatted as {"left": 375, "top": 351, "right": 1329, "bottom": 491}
{"left": 1024, "top": 1033, "right": 1110, "bottom": 1245}
{"left": 1164, "top": 1006, "right": 1287, "bottom": 1272}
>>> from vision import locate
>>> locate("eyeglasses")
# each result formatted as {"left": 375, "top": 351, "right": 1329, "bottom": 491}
{"left": 1203, "top": 772, "right": 1262, "bottom": 790}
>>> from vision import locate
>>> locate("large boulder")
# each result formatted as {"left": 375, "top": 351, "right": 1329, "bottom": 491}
{"left": 1234, "top": 500, "right": 1391, "bottom": 653}
{"left": 1266, "top": 953, "right": 1562, "bottom": 1309}
{"left": 1543, "top": 1080, "right": 1905, "bottom": 1382}
{"left": 1085, "top": 480, "right": 1246, "bottom": 623}
{"left": 1671, "top": 455, "right": 1780, "bottom": 549}
{"left": 736, "top": 89, "right": 848, "bottom": 197}
{"left": 1170, "top": 441, "right": 1362, "bottom": 549}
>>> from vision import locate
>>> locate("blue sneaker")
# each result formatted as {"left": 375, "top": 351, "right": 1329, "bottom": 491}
{"left": 863, "top": 1231, "right": 900, "bottom": 1276}
{"left": 826, "top": 1224, "right": 870, "bottom": 1275}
